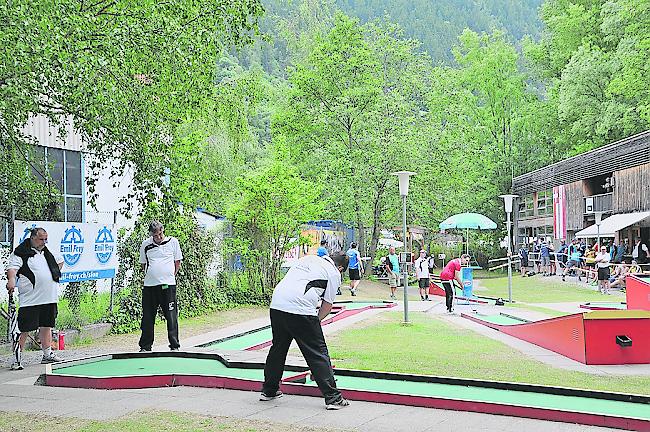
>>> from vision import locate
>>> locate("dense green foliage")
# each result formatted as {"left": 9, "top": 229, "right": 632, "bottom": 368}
{"left": 2, "top": 0, "right": 649, "bottom": 298}
{"left": 1, "top": 0, "right": 264, "bottom": 218}
{"left": 338, "top": 0, "right": 544, "bottom": 61}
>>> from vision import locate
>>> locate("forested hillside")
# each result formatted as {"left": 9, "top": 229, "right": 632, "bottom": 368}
{"left": 337, "top": 0, "right": 543, "bottom": 61}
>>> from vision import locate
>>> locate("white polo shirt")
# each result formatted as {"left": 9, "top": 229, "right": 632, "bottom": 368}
{"left": 270, "top": 255, "right": 341, "bottom": 316}
{"left": 414, "top": 256, "right": 430, "bottom": 279}
{"left": 7, "top": 249, "right": 63, "bottom": 307}
{"left": 139, "top": 236, "right": 183, "bottom": 287}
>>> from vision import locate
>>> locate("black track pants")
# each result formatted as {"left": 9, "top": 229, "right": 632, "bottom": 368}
{"left": 262, "top": 308, "right": 342, "bottom": 404}
{"left": 139, "top": 285, "right": 180, "bottom": 350}
{"left": 441, "top": 280, "right": 455, "bottom": 311}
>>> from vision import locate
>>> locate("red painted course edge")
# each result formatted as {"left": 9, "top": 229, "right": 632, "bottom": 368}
{"left": 45, "top": 373, "right": 650, "bottom": 431}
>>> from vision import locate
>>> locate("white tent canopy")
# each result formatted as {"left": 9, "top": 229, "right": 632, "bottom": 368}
{"left": 574, "top": 211, "right": 650, "bottom": 238}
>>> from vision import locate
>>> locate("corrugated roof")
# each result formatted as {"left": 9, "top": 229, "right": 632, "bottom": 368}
{"left": 513, "top": 131, "right": 650, "bottom": 195}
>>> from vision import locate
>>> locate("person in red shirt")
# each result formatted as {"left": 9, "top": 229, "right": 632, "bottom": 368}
{"left": 439, "top": 254, "right": 470, "bottom": 313}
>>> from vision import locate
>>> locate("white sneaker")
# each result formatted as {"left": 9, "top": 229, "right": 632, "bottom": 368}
{"left": 326, "top": 398, "right": 350, "bottom": 410}
{"left": 259, "top": 390, "right": 283, "bottom": 401}
{"left": 41, "top": 352, "right": 63, "bottom": 364}
{"left": 10, "top": 362, "right": 23, "bottom": 371}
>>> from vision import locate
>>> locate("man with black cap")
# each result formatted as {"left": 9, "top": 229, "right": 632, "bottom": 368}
{"left": 6, "top": 227, "right": 64, "bottom": 370}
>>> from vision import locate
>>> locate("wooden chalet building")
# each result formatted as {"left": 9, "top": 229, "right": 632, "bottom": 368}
{"left": 512, "top": 130, "right": 650, "bottom": 251}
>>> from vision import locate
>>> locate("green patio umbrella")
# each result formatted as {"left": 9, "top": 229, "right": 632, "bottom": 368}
{"left": 439, "top": 212, "right": 497, "bottom": 256}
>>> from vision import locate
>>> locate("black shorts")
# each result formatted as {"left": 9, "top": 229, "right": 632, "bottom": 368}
{"left": 418, "top": 278, "right": 429, "bottom": 289}
{"left": 349, "top": 268, "right": 361, "bottom": 280}
{"left": 598, "top": 267, "right": 610, "bottom": 281}
{"left": 18, "top": 303, "right": 58, "bottom": 332}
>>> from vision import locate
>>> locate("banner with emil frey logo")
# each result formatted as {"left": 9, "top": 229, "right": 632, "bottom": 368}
{"left": 13, "top": 221, "right": 118, "bottom": 283}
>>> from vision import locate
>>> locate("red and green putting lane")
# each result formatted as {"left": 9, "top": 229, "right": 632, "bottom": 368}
{"left": 201, "top": 301, "right": 397, "bottom": 351}
{"left": 46, "top": 352, "right": 650, "bottom": 431}
{"left": 43, "top": 301, "right": 650, "bottom": 431}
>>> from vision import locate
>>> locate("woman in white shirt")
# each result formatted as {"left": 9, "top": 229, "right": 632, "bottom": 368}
{"left": 595, "top": 246, "right": 611, "bottom": 294}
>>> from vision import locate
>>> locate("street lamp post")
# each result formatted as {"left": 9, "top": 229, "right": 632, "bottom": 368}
{"left": 392, "top": 171, "right": 416, "bottom": 324}
{"left": 595, "top": 211, "right": 603, "bottom": 250}
{"left": 500, "top": 194, "right": 519, "bottom": 303}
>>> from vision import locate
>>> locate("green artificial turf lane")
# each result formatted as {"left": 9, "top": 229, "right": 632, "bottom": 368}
{"left": 51, "top": 357, "right": 277, "bottom": 381}
{"left": 52, "top": 357, "right": 650, "bottom": 420}
{"left": 314, "top": 375, "right": 650, "bottom": 420}
{"left": 204, "top": 302, "right": 390, "bottom": 350}
{"left": 584, "top": 302, "right": 627, "bottom": 309}
{"left": 206, "top": 328, "right": 273, "bottom": 350}
{"left": 335, "top": 302, "right": 391, "bottom": 310}
{"left": 471, "top": 313, "right": 529, "bottom": 325}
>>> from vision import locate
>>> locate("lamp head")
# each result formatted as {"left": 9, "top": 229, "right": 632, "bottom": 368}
{"left": 499, "top": 194, "right": 519, "bottom": 213}
{"left": 595, "top": 211, "right": 603, "bottom": 225}
{"left": 391, "top": 171, "right": 416, "bottom": 196}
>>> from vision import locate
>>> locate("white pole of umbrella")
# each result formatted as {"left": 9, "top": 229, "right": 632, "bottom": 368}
{"left": 500, "top": 194, "right": 518, "bottom": 303}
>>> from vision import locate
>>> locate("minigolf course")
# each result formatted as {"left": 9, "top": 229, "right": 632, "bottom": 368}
{"left": 45, "top": 352, "right": 650, "bottom": 431}
{"left": 463, "top": 310, "right": 650, "bottom": 365}
{"left": 40, "top": 300, "right": 650, "bottom": 431}
{"left": 201, "top": 301, "right": 396, "bottom": 351}
{"left": 580, "top": 274, "right": 650, "bottom": 311}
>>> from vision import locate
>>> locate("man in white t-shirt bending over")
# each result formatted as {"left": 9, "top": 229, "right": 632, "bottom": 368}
{"left": 260, "top": 252, "right": 350, "bottom": 410}
{"left": 138, "top": 221, "right": 183, "bottom": 352}
{"left": 6, "top": 227, "right": 64, "bottom": 370}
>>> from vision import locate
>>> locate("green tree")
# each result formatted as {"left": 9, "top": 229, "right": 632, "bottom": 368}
{"left": 276, "top": 14, "right": 430, "bottom": 269}
{"left": 226, "top": 157, "right": 322, "bottom": 292}
{"left": 1, "top": 0, "right": 264, "bottom": 216}
{"left": 524, "top": 0, "right": 650, "bottom": 153}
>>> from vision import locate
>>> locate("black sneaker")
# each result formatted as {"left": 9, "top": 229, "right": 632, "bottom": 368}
{"left": 326, "top": 397, "right": 350, "bottom": 410}
{"left": 259, "top": 390, "right": 283, "bottom": 401}
{"left": 10, "top": 362, "right": 23, "bottom": 371}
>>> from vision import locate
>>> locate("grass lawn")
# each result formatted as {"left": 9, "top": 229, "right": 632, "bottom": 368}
{"left": 475, "top": 273, "right": 619, "bottom": 303}
{"left": 0, "top": 410, "right": 338, "bottom": 432}
{"left": 327, "top": 311, "right": 650, "bottom": 395}
{"left": 62, "top": 305, "right": 268, "bottom": 350}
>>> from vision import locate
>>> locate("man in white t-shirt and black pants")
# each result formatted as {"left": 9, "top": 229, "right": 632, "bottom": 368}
{"left": 138, "top": 221, "right": 183, "bottom": 352}
{"left": 415, "top": 250, "right": 431, "bottom": 301}
{"left": 6, "top": 227, "right": 64, "bottom": 370}
{"left": 260, "top": 252, "right": 350, "bottom": 410}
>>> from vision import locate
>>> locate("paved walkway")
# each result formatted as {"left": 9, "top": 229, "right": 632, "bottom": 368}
{"left": 0, "top": 302, "right": 616, "bottom": 431}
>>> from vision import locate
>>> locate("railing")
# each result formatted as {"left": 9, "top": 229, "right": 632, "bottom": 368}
{"left": 584, "top": 192, "right": 613, "bottom": 214}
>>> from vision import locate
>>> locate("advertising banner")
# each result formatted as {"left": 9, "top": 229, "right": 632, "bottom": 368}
{"left": 13, "top": 221, "right": 118, "bottom": 283}
{"left": 461, "top": 267, "right": 474, "bottom": 298}
{"left": 553, "top": 185, "right": 567, "bottom": 240}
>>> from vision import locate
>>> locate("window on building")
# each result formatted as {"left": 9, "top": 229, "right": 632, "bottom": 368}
{"left": 534, "top": 225, "right": 553, "bottom": 241}
{"left": 537, "top": 190, "right": 553, "bottom": 216}
{"left": 518, "top": 194, "right": 534, "bottom": 218}
{"left": 517, "top": 227, "right": 529, "bottom": 247}
{"left": 33, "top": 146, "right": 84, "bottom": 223}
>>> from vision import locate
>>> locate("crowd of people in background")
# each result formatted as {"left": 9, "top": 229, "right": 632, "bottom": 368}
{"left": 517, "top": 235, "right": 649, "bottom": 293}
